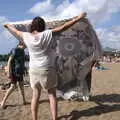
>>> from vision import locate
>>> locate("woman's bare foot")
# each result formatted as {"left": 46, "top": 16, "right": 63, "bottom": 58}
{"left": 0, "top": 101, "right": 5, "bottom": 109}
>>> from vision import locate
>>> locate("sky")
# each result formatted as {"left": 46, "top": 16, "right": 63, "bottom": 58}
{"left": 0, "top": 0, "right": 120, "bottom": 54}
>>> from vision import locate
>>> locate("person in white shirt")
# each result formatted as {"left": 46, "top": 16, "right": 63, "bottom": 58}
{"left": 4, "top": 12, "right": 86, "bottom": 120}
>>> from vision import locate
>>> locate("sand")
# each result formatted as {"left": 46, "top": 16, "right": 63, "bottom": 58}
{"left": 0, "top": 63, "right": 120, "bottom": 120}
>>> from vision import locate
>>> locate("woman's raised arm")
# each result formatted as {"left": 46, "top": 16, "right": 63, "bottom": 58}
{"left": 52, "top": 12, "right": 87, "bottom": 34}
{"left": 4, "top": 24, "right": 23, "bottom": 41}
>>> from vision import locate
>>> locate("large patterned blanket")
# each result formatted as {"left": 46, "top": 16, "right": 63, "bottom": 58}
{"left": 8, "top": 17, "right": 102, "bottom": 100}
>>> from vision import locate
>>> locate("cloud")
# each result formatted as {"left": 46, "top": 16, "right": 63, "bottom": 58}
{"left": 96, "top": 26, "right": 120, "bottom": 49}
{"left": 0, "top": 16, "right": 8, "bottom": 22}
{"left": 29, "top": 0, "right": 54, "bottom": 16}
{"left": 0, "top": 16, "right": 18, "bottom": 54}
{"left": 27, "top": 0, "right": 120, "bottom": 50}
{"left": 0, "top": 16, "right": 9, "bottom": 32}
{"left": 1, "top": 0, "right": 120, "bottom": 53}
{"left": 108, "top": 0, "right": 120, "bottom": 13}
{"left": 28, "top": 0, "right": 71, "bottom": 21}
{"left": 28, "top": 0, "right": 120, "bottom": 25}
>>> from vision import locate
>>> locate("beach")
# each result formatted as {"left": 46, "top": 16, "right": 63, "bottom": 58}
{"left": 0, "top": 63, "right": 120, "bottom": 120}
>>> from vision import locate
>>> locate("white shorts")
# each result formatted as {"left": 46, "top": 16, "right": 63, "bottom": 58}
{"left": 29, "top": 68, "right": 57, "bottom": 90}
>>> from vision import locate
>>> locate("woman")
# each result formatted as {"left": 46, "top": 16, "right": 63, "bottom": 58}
{"left": 4, "top": 12, "right": 86, "bottom": 120}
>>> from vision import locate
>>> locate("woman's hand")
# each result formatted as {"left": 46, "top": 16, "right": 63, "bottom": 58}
{"left": 4, "top": 24, "right": 23, "bottom": 41}
{"left": 77, "top": 12, "right": 87, "bottom": 19}
{"left": 4, "top": 24, "right": 9, "bottom": 28}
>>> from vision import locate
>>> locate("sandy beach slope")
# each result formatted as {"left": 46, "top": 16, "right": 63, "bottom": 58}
{"left": 0, "top": 63, "right": 120, "bottom": 120}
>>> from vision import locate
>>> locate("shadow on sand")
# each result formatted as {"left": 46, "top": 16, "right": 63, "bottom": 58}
{"left": 58, "top": 94, "right": 120, "bottom": 120}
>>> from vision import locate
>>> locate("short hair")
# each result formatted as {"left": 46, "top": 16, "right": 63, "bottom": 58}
{"left": 17, "top": 41, "right": 25, "bottom": 48}
{"left": 18, "top": 41, "right": 24, "bottom": 46}
{"left": 31, "top": 16, "right": 46, "bottom": 33}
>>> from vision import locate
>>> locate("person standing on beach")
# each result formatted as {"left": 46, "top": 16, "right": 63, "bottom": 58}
{"left": 3, "top": 12, "right": 86, "bottom": 120}
{"left": 0, "top": 42, "right": 26, "bottom": 108}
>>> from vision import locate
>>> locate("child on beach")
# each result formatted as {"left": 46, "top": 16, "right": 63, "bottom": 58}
{"left": 0, "top": 42, "right": 27, "bottom": 108}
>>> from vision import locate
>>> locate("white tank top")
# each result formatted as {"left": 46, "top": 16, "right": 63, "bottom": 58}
{"left": 22, "top": 30, "right": 56, "bottom": 69}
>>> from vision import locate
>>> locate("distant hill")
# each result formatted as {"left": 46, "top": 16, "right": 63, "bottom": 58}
{"left": 103, "top": 47, "right": 117, "bottom": 52}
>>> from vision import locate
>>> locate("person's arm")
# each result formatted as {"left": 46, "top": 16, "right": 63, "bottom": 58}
{"left": 52, "top": 12, "right": 87, "bottom": 34}
{"left": 4, "top": 24, "right": 23, "bottom": 41}
{"left": 7, "top": 56, "right": 13, "bottom": 77}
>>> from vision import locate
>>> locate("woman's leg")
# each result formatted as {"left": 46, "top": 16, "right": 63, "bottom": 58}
{"left": 0, "top": 83, "right": 16, "bottom": 108}
{"left": 31, "top": 84, "right": 41, "bottom": 120}
{"left": 18, "top": 79, "right": 26, "bottom": 105}
{"left": 48, "top": 87, "right": 57, "bottom": 120}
